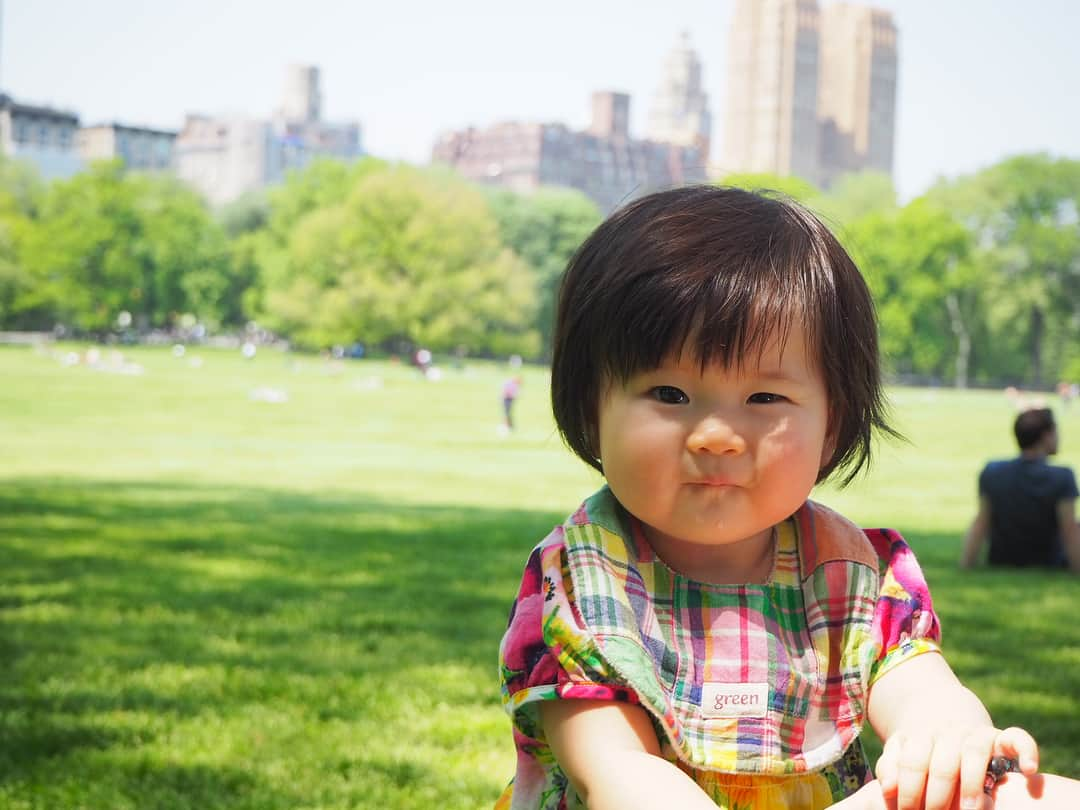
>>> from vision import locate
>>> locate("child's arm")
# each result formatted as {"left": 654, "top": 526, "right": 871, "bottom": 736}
{"left": 867, "top": 651, "right": 1039, "bottom": 810}
{"left": 539, "top": 700, "right": 718, "bottom": 810}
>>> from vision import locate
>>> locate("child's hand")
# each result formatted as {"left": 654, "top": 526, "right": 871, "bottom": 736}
{"left": 875, "top": 725, "right": 1039, "bottom": 810}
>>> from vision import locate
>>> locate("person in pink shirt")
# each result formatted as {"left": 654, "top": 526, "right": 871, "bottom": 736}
{"left": 502, "top": 375, "right": 523, "bottom": 432}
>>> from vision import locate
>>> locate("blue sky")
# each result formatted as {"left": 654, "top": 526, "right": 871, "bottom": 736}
{"left": 4, "top": 0, "right": 1078, "bottom": 200}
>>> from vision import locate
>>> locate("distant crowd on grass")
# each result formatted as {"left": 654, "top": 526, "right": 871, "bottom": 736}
{"left": 1, "top": 153, "right": 1079, "bottom": 389}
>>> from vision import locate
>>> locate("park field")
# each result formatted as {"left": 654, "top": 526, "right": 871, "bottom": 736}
{"left": 2, "top": 343, "right": 1079, "bottom": 809}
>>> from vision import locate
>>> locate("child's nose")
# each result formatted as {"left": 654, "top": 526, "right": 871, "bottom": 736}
{"left": 687, "top": 414, "right": 747, "bottom": 455}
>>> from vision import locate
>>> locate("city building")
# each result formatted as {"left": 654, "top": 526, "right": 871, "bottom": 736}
{"left": 722, "top": 0, "right": 821, "bottom": 183}
{"left": 647, "top": 32, "right": 712, "bottom": 161}
{"left": 78, "top": 122, "right": 176, "bottom": 171}
{"left": 173, "top": 116, "right": 278, "bottom": 206}
{"left": 174, "top": 65, "right": 362, "bottom": 206}
{"left": 279, "top": 64, "right": 322, "bottom": 123}
{"left": 817, "top": 2, "right": 898, "bottom": 185}
{"left": 720, "top": 0, "right": 897, "bottom": 188}
{"left": 432, "top": 91, "right": 706, "bottom": 212}
{"left": 0, "top": 93, "right": 82, "bottom": 180}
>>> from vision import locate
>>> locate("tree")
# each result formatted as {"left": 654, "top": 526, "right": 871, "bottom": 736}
{"left": 928, "top": 154, "right": 1080, "bottom": 386}
{"left": 218, "top": 189, "right": 271, "bottom": 239}
{"left": 265, "top": 157, "right": 387, "bottom": 240}
{"left": 485, "top": 187, "right": 601, "bottom": 358}
{"left": 133, "top": 173, "right": 235, "bottom": 329}
{"left": 0, "top": 158, "right": 46, "bottom": 328}
{"left": 21, "top": 161, "right": 231, "bottom": 332}
{"left": 815, "top": 171, "right": 897, "bottom": 231}
{"left": 258, "top": 163, "right": 540, "bottom": 355}
{"left": 844, "top": 198, "right": 975, "bottom": 386}
{"left": 240, "top": 157, "right": 390, "bottom": 329}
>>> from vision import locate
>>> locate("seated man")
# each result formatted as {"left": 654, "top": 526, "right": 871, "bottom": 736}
{"left": 962, "top": 407, "right": 1080, "bottom": 572}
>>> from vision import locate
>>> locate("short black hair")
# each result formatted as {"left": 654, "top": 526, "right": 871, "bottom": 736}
{"left": 1014, "top": 407, "right": 1055, "bottom": 450}
{"left": 550, "top": 185, "right": 895, "bottom": 486}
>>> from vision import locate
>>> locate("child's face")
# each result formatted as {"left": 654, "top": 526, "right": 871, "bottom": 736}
{"left": 596, "top": 319, "right": 834, "bottom": 581}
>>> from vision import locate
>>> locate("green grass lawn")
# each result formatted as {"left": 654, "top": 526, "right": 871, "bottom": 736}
{"left": 2, "top": 343, "right": 1078, "bottom": 808}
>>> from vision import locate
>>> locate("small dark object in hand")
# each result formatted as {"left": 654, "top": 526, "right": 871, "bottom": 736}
{"left": 984, "top": 756, "right": 1020, "bottom": 795}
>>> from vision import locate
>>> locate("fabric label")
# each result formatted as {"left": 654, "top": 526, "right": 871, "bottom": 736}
{"left": 701, "top": 683, "right": 769, "bottom": 718}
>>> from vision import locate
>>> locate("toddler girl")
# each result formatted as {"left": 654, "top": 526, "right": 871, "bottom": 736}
{"left": 496, "top": 186, "right": 1075, "bottom": 810}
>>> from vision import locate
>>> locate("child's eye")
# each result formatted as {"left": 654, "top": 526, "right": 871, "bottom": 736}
{"left": 650, "top": 386, "right": 689, "bottom": 404}
{"left": 748, "top": 392, "right": 787, "bottom": 404}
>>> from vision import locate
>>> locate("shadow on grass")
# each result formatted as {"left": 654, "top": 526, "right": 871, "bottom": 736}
{"left": 2, "top": 482, "right": 1078, "bottom": 809}
{"left": 0, "top": 477, "right": 565, "bottom": 810}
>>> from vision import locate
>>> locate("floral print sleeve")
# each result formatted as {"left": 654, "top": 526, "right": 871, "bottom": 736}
{"left": 500, "top": 526, "right": 642, "bottom": 725}
{"left": 497, "top": 527, "right": 641, "bottom": 809}
{"left": 863, "top": 529, "right": 942, "bottom": 685}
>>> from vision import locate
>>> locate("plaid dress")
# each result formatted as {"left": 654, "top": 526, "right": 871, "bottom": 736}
{"left": 496, "top": 487, "right": 940, "bottom": 810}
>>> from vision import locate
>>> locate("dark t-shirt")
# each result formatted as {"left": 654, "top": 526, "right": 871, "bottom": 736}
{"left": 979, "top": 457, "right": 1079, "bottom": 567}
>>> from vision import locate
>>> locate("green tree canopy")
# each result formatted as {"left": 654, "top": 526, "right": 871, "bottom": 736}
{"left": 258, "top": 163, "right": 539, "bottom": 355}
{"left": 928, "top": 153, "right": 1080, "bottom": 385}
{"left": 844, "top": 198, "right": 975, "bottom": 385}
{"left": 218, "top": 189, "right": 271, "bottom": 239}
{"left": 815, "top": 171, "right": 897, "bottom": 231}
{"left": 484, "top": 187, "right": 601, "bottom": 357}
{"left": 20, "top": 161, "right": 230, "bottom": 332}
{"left": 0, "top": 158, "right": 46, "bottom": 328}
{"left": 265, "top": 157, "right": 387, "bottom": 241}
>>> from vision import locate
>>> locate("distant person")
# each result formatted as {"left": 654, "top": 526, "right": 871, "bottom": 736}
{"left": 961, "top": 407, "right": 1080, "bottom": 572}
{"left": 500, "top": 375, "right": 522, "bottom": 434}
{"left": 1058, "top": 380, "right": 1077, "bottom": 409}
{"left": 414, "top": 347, "right": 432, "bottom": 374}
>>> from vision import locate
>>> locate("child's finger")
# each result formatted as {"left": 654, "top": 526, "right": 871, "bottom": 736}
{"left": 994, "top": 726, "right": 1039, "bottom": 774}
{"left": 895, "top": 735, "right": 933, "bottom": 810}
{"left": 957, "top": 727, "right": 997, "bottom": 809}
{"left": 875, "top": 733, "right": 904, "bottom": 797}
{"left": 923, "top": 735, "right": 960, "bottom": 810}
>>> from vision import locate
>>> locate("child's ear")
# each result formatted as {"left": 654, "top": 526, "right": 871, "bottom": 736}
{"left": 819, "top": 429, "right": 838, "bottom": 470}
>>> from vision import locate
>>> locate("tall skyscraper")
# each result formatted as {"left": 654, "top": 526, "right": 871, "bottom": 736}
{"left": 817, "top": 3, "right": 898, "bottom": 185}
{"left": 280, "top": 65, "right": 322, "bottom": 124}
{"left": 723, "top": 0, "right": 820, "bottom": 183}
{"left": 721, "top": 0, "right": 897, "bottom": 187}
{"left": 647, "top": 32, "right": 712, "bottom": 160}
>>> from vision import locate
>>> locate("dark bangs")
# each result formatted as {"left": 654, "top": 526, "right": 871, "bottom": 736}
{"left": 595, "top": 204, "right": 826, "bottom": 382}
{"left": 551, "top": 185, "right": 894, "bottom": 484}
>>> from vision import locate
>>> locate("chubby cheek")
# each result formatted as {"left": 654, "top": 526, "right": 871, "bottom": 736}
{"left": 603, "top": 433, "right": 666, "bottom": 491}
{"left": 757, "top": 421, "right": 827, "bottom": 476}
{"left": 600, "top": 416, "right": 681, "bottom": 506}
